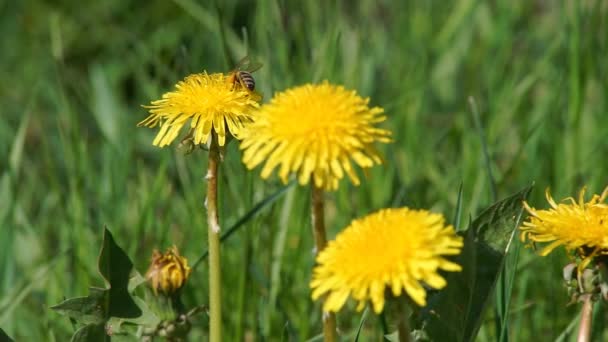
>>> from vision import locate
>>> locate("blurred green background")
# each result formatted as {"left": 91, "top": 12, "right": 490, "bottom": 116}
{"left": 1, "top": 0, "right": 607, "bottom": 340}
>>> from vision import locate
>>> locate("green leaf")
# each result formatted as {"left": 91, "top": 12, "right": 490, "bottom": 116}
{"left": 97, "top": 228, "right": 141, "bottom": 318}
{"left": 51, "top": 287, "right": 107, "bottom": 325}
{"left": 111, "top": 296, "right": 160, "bottom": 327}
{"left": 0, "top": 327, "right": 14, "bottom": 342}
{"left": 70, "top": 323, "right": 108, "bottom": 342}
{"left": 384, "top": 331, "right": 399, "bottom": 342}
{"left": 127, "top": 272, "right": 147, "bottom": 293}
{"left": 98, "top": 227, "right": 133, "bottom": 291}
{"left": 53, "top": 229, "right": 143, "bottom": 325}
{"left": 416, "top": 186, "right": 532, "bottom": 342}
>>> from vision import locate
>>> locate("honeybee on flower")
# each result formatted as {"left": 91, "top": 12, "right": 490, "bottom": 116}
{"left": 225, "top": 55, "right": 263, "bottom": 92}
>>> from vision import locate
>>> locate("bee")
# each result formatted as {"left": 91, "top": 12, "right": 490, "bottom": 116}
{"left": 226, "top": 55, "right": 263, "bottom": 91}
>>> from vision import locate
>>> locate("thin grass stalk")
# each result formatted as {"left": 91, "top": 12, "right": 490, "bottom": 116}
{"left": 311, "top": 184, "right": 337, "bottom": 341}
{"left": 206, "top": 133, "right": 222, "bottom": 342}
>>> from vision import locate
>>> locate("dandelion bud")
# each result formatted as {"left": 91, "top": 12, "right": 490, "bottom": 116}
{"left": 146, "top": 246, "right": 191, "bottom": 296}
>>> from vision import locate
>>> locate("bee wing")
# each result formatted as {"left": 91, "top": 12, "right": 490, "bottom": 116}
{"left": 233, "top": 55, "right": 263, "bottom": 73}
{"left": 244, "top": 61, "right": 263, "bottom": 73}
{"left": 233, "top": 55, "right": 251, "bottom": 70}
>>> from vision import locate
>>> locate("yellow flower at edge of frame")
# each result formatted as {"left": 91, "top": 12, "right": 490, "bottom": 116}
{"left": 520, "top": 186, "right": 608, "bottom": 270}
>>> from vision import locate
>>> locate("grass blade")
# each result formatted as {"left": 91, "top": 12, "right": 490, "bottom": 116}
{"left": 192, "top": 181, "right": 296, "bottom": 270}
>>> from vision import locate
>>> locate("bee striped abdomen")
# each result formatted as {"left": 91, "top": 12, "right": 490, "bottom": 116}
{"left": 237, "top": 71, "right": 256, "bottom": 91}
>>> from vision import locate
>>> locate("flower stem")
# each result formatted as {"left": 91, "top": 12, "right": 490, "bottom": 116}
{"left": 206, "top": 134, "right": 222, "bottom": 342}
{"left": 311, "top": 184, "right": 337, "bottom": 342}
{"left": 576, "top": 294, "right": 593, "bottom": 342}
{"left": 396, "top": 297, "right": 412, "bottom": 342}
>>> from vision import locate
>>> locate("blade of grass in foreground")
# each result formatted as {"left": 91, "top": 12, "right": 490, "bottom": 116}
{"left": 354, "top": 307, "right": 369, "bottom": 342}
{"left": 192, "top": 181, "right": 296, "bottom": 270}
{"left": 453, "top": 182, "right": 464, "bottom": 231}
{"left": 496, "top": 207, "right": 525, "bottom": 342}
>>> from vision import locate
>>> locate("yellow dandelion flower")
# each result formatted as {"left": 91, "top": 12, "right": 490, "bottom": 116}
{"left": 146, "top": 246, "right": 192, "bottom": 295}
{"left": 520, "top": 187, "right": 608, "bottom": 269}
{"left": 240, "top": 82, "right": 391, "bottom": 191}
{"left": 310, "top": 208, "right": 463, "bottom": 313}
{"left": 139, "top": 72, "right": 261, "bottom": 147}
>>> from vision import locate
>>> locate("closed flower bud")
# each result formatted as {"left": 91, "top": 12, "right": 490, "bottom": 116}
{"left": 146, "top": 246, "right": 191, "bottom": 296}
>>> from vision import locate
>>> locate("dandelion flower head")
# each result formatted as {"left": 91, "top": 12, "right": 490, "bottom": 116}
{"left": 520, "top": 187, "right": 608, "bottom": 269}
{"left": 310, "top": 208, "right": 463, "bottom": 313}
{"left": 240, "top": 82, "right": 391, "bottom": 191}
{"left": 145, "top": 246, "right": 192, "bottom": 295}
{"left": 139, "top": 72, "right": 261, "bottom": 147}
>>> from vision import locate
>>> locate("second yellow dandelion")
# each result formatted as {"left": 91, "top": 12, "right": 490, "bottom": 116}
{"left": 240, "top": 82, "right": 391, "bottom": 191}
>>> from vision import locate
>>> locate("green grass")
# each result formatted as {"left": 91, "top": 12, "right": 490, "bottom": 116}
{"left": 1, "top": 0, "right": 607, "bottom": 340}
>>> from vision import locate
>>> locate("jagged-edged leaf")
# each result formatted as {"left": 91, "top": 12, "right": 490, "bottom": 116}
{"left": 70, "top": 323, "right": 108, "bottom": 342}
{"left": 417, "top": 186, "right": 531, "bottom": 342}
{"left": 98, "top": 228, "right": 141, "bottom": 318}
{"left": 51, "top": 287, "right": 107, "bottom": 325}
{"left": 127, "top": 272, "right": 147, "bottom": 292}
{"left": 111, "top": 297, "right": 160, "bottom": 327}
{"left": 0, "top": 327, "right": 15, "bottom": 342}
{"left": 98, "top": 227, "right": 133, "bottom": 291}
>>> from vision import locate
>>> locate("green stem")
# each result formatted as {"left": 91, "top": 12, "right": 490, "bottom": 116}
{"left": 576, "top": 294, "right": 593, "bottom": 342}
{"left": 396, "top": 297, "right": 412, "bottom": 342}
{"left": 207, "top": 134, "right": 222, "bottom": 342}
{"left": 311, "top": 184, "right": 337, "bottom": 342}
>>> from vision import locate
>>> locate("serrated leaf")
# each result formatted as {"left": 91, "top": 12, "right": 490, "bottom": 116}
{"left": 98, "top": 228, "right": 141, "bottom": 318}
{"left": 112, "top": 297, "right": 160, "bottom": 327}
{"left": 127, "top": 272, "right": 146, "bottom": 292}
{"left": 70, "top": 323, "right": 108, "bottom": 342}
{"left": 53, "top": 229, "right": 145, "bottom": 326}
{"left": 0, "top": 327, "right": 15, "bottom": 342}
{"left": 98, "top": 228, "right": 133, "bottom": 291}
{"left": 417, "top": 186, "right": 531, "bottom": 342}
{"left": 51, "top": 287, "right": 107, "bottom": 325}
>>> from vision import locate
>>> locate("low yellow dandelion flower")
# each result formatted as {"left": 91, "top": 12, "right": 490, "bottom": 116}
{"left": 146, "top": 246, "right": 192, "bottom": 295}
{"left": 139, "top": 72, "right": 261, "bottom": 147}
{"left": 240, "top": 82, "right": 391, "bottom": 191}
{"left": 520, "top": 187, "right": 608, "bottom": 269}
{"left": 310, "top": 208, "right": 463, "bottom": 313}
